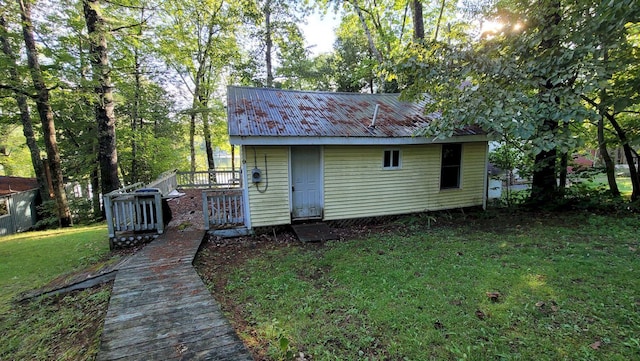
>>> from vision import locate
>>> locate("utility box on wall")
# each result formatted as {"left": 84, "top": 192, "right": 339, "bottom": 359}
{"left": 251, "top": 168, "right": 262, "bottom": 183}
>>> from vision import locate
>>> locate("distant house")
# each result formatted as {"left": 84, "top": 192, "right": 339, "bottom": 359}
{"left": 226, "top": 86, "right": 489, "bottom": 229}
{"left": 0, "top": 176, "right": 40, "bottom": 236}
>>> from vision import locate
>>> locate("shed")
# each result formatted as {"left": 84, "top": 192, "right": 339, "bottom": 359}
{"left": 227, "top": 86, "right": 489, "bottom": 229}
{"left": 0, "top": 176, "right": 40, "bottom": 236}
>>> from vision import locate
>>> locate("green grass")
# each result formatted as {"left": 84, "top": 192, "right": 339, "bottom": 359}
{"left": 219, "top": 212, "right": 640, "bottom": 360}
{"left": 0, "top": 225, "right": 110, "bottom": 311}
{"left": 0, "top": 225, "right": 113, "bottom": 360}
{"left": 586, "top": 174, "right": 632, "bottom": 197}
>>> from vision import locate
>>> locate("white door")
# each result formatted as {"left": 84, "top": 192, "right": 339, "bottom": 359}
{"left": 291, "top": 146, "right": 322, "bottom": 219}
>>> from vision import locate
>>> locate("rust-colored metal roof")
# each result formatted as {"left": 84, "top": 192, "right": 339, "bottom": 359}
{"left": 227, "top": 86, "right": 483, "bottom": 142}
{"left": 0, "top": 176, "right": 38, "bottom": 196}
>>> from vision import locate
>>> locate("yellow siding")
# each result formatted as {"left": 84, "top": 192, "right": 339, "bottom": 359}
{"left": 323, "top": 143, "right": 486, "bottom": 220}
{"left": 245, "top": 146, "right": 291, "bottom": 227}
{"left": 430, "top": 142, "right": 487, "bottom": 210}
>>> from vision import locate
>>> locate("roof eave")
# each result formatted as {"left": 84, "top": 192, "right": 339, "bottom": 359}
{"left": 229, "top": 134, "right": 488, "bottom": 146}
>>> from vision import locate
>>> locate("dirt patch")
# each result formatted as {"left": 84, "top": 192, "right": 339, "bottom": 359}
{"left": 166, "top": 188, "right": 206, "bottom": 231}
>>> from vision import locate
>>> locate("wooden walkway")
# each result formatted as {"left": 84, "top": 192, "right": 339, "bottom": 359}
{"left": 97, "top": 228, "right": 253, "bottom": 361}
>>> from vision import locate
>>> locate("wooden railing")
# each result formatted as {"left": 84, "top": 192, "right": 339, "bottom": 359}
{"left": 105, "top": 170, "right": 246, "bottom": 243}
{"left": 177, "top": 170, "right": 241, "bottom": 189}
{"left": 103, "top": 183, "right": 165, "bottom": 239}
{"left": 203, "top": 189, "right": 244, "bottom": 229}
{"left": 147, "top": 169, "right": 177, "bottom": 195}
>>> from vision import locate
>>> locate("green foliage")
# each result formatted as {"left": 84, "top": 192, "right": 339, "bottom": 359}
{"left": 68, "top": 197, "right": 99, "bottom": 225}
{"left": 34, "top": 200, "right": 61, "bottom": 230}
{"left": 115, "top": 80, "right": 186, "bottom": 184}
{"left": 488, "top": 142, "right": 533, "bottom": 180}
{"left": 395, "top": 0, "right": 640, "bottom": 202}
{"left": 0, "top": 124, "right": 36, "bottom": 177}
{"left": 213, "top": 211, "right": 640, "bottom": 360}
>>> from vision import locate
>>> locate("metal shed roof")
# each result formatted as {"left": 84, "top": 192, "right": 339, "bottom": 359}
{"left": 227, "top": 86, "right": 485, "bottom": 145}
{"left": 0, "top": 176, "right": 38, "bottom": 196}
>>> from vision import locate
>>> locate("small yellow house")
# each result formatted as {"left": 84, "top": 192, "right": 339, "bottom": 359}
{"left": 227, "top": 86, "right": 489, "bottom": 230}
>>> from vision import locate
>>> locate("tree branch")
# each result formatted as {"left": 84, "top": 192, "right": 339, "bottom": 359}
{"left": 615, "top": 110, "right": 640, "bottom": 116}
{"left": 110, "top": 17, "right": 149, "bottom": 33}
{"left": 0, "top": 84, "right": 37, "bottom": 98}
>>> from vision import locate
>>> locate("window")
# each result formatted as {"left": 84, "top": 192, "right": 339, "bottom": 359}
{"left": 440, "top": 144, "right": 462, "bottom": 189}
{"left": 383, "top": 149, "right": 401, "bottom": 169}
{"left": 0, "top": 198, "right": 8, "bottom": 216}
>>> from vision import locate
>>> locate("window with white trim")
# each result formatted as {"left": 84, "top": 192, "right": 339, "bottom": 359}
{"left": 383, "top": 149, "right": 401, "bottom": 169}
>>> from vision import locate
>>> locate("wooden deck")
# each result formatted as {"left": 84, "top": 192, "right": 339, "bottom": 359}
{"left": 97, "top": 227, "right": 253, "bottom": 361}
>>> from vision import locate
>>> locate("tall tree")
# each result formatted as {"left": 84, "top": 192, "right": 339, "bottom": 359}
{"left": 83, "top": 0, "right": 121, "bottom": 194}
{"left": 241, "top": 0, "right": 311, "bottom": 88}
{"left": 157, "top": 0, "right": 239, "bottom": 172}
{"left": 411, "top": 0, "right": 424, "bottom": 40}
{"left": 395, "top": 0, "right": 640, "bottom": 205}
{"left": 528, "top": 0, "right": 562, "bottom": 203}
{"left": 0, "top": 11, "right": 49, "bottom": 200}
{"left": 16, "top": 0, "right": 71, "bottom": 226}
{"left": 579, "top": 2, "right": 640, "bottom": 200}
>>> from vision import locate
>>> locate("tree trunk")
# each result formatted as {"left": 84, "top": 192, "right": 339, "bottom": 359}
{"left": 607, "top": 115, "right": 640, "bottom": 201}
{"left": 598, "top": 116, "right": 620, "bottom": 196}
{"left": 198, "top": 90, "right": 216, "bottom": 171}
{"left": 434, "top": 0, "right": 446, "bottom": 41}
{"left": 189, "top": 113, "right": 196, "bottom": 174}
{"left": 0, "top": 13, "right": 49, "bottom": 201}
{"left": 558, "top": 152, "right": 568, "bottom": 196}
{"left": 131, "top": 49, "right": 140, "bottom": 183}
{"left": 90, "top": 155, "right": 102, "bottom": 219}
{"left": 264, "top": 0, "right": 274, "bottom": 87}
{"left": 411, "top": 0, "right": 424, "bottom": 40}
{"left": 596, "top": 51, "right": 620, "bottom": 197}
{"left": 529, "top": 1, "right": 561, "bottom": 205}
{"left": 530, "top": 146, "right": 558, "bottom": 203}
{"left": 17, "top": 0, "right": 71, "bottom": 227}
{"left": 351, "top": 0, "right": 383, "bottom": 63}
{"left": 83, "top": 0, "right": 120, "bottom": 194}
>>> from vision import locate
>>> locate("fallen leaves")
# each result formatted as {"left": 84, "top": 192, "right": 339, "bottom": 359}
{"left": 535, "top": 300, "right": 559, "bottom": 314}
{"left": 590, "top": 340, "right": 602, "bottom": 350}
{"left": 475, "top": 309, "right": 487, "bottom": 320}
{"left": 486, "top": 291, "right": 501, "bottom": 302}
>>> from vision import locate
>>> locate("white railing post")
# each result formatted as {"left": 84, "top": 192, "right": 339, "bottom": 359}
{"left": 104, "top": 194, "right": 115, "bottom": 238}
{"left": 154, "top": 192, "right": 164, "bottom": 234}
{"left": 202, "top": 191, "right": 210, "bottom": 230}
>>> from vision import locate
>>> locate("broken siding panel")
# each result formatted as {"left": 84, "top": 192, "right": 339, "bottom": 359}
{"left": 324, "top": 145, "right": 439, "bottom": 220}
{"left": 430, "top": 142, "right": 486, "bottom": 210}
{"left": 246, "top": 146, "right": 291, "bottom": 227}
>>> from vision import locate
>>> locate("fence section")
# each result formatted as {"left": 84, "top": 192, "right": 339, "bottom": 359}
{"left": 203, "top": 189, "right": 244, "bottom": 229}
{"left": 177, "top": 170, "right": 241, "bottom": 189}
{"left": 103, "top": 183, "right": 165, "bottom": 239}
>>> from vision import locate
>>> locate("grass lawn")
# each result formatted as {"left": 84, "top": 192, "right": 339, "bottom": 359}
{"left": 200, "top": 211, "right": 640, "bottom": 360}
{"left": 0, "top": 225, "right": 113, "bottom": 360}
{"left": 585, "top": 174, "right": 632, "bottom": 197}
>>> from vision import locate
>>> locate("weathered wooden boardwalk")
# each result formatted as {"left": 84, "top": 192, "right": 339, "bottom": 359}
{"left": 97, "top": 227, "right": 253, "bottom": 361}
